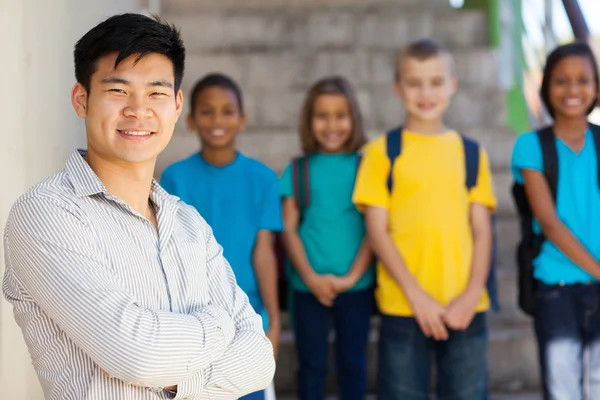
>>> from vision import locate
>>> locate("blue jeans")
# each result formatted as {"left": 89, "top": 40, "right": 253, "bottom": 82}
{"left": 378, "top": 313, "right": 488, "bottom": 400}
{"left": 535, "top": 282, "right": 600, "bottom": 400}
{"left": 293, "top": 288, "right": 374, "bottom": 400}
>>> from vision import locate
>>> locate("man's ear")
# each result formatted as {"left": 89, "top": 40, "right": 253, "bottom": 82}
{"left": 71, "top": 83, "right": 88, "bottom": 118}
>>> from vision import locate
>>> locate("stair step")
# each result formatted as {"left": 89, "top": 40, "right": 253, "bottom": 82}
{"left": 165, "top": 8, "right": 487, "bottom": 54}
{"left": 163, "top": 0, "right": 454, "bottom": 14}
{"left": 273, "top": 321, "right": 539, "bottom": 394}
{"left": 276, "top": 394, "right": 540, "bottom": 400}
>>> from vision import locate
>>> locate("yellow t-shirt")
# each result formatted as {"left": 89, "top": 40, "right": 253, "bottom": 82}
{"left": 352, "top": 130, "right": 497, "bottom": 316}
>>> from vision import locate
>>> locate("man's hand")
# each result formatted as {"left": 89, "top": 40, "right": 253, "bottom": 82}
{"left": 101, "top": 369, "right": 177, "bottom": 391}
{"left": 266, "top": 323, "right": 281, "bottom": 360}
{"left": 307, "top": 274, "right": 338, "bottom": 306}
{"left": 408, "top": 290, "right": 448, "bottom": 341}
{"left": 443, "top": 289, "right": 481, "bottom": 331}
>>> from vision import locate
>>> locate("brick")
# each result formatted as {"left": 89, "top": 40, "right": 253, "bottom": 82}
{"left": 370, "top": 84, "right": 405, "bottom": 131}
{"left": 357, "top": 11, "right": 409, "bottom": 49}
{"left": 461, "top": 126, "right": 516, "bottom": 171}
{"left": 453, "top": 48, "right": 500, "bottom": 88}
{"left": 296, "top": 52, "right": 333, "bottom": 87}
{"left": 163, "top": 0, "right": 450, "bottom": 13}
{"left": 255, "top": 91, "right": 305, "bottom": 129}
{"left": 222, "top": 12, "right": 290, "bottom": 50}
{"left": 166, "top": 13, "right": 225, "bottom": 52}
{"left": 370, "top": 51, "right": 396, "bottom": 85}
{"left": 242, "top": 91, "right": 261, "bottom": 130}
{"left": 403, "top": 11, "right": 433, "bottom": 42}
{"left": 493, "top": 170, "right": 516, "bottom": 217}
{"left": 431, "top": 10, "right": 488, "bottom": 48}
{"left": 307, "top": 12, "right": 355, "bottom": 49}
{"left": 446, "top": 88, "right": 506, "bottom": 129}
{"left": 356, "top": 90, "right": 374, "bottom": 132}
{"left": 331, "top": 51, "right": 372, "bottom": 88}
{"left": 246, "top": 54, "right": 302, "bottom": 90}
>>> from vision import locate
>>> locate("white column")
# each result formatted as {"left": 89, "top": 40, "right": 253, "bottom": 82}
{"left": 0, "top": 1, "right": 139, "bottom": 397}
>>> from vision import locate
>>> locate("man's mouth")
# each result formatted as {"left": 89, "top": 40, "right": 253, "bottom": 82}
{"left": 117, "top": 130, "right": 155, "bottom": 138}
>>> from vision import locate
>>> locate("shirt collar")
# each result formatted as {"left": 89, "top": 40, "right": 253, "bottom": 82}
{"left": 65, "top": 149, "right": 179, "bottom": 208}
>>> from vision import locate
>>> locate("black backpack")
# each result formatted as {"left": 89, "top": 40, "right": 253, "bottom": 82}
{"left": 512, "top": 124, "right": 600, "bottom": 316}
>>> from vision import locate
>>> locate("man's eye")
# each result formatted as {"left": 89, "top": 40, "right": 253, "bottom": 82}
{"left": 108, "top": 89, "right": 126, "bottom": 94}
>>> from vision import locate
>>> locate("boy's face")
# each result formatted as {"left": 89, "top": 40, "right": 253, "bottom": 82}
{"left": 394, "top": 55, "right": 457, "bottom": 123}
{"left": 72, "top": 52, "right": 183, "bottom": 166}
{"left": 187, "top": 86, "right": 246, "bottom": 150}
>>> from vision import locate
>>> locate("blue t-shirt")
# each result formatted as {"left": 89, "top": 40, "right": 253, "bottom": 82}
{"left": 511, "top": 129, "right": 600, "bottom": 284}
{"left": 160, "top": 152, "right": 283, "bottom": 329}
{"left": 279, "top": 152, "right": 375, "bottom": 292}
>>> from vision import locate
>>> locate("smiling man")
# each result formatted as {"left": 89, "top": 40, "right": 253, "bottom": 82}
{"left": 2, "top": 13, "right": 275, "bottom": 400}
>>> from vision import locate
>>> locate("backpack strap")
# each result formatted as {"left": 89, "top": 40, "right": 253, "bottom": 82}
{"left": 589, "top": 123, "right": 600, "bottom": 191}
{"left": 461, "top": 135, "right": 480, "bottom": 190}
{"left": 536, "top": 127, "right": 558, "bottom": 202}
{"left": 385, "top": 126, "right": 403, "bottom": 192}
{"left": 291, "top": 156, "right": 310, "bottom": 213}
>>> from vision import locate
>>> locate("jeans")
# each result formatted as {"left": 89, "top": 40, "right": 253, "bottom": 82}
{"left": 293, "top": 288, "right": 374, "bottom": 400}
{"left": 378, "top": 313, "right": 488, "bottom": 400}
{"left": 535, "top": 282, "right": 600, "bottom": 400}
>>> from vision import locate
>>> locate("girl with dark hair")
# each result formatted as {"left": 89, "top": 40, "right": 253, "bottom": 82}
{"left": 511, "top": 41, "right": 600, "bottom": 399}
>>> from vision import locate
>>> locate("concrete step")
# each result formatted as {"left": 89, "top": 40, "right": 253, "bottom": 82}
{"left": 163, "top": 0, "right": 454, "bottom": 14}
{"left": 272, "top": 320, "right": 539, "bottom": 394}
{"left": 276, "top": 394, "right": 540, "bottom": 400}
{"left": 165, "top": 8, "right": 487, "bottom": 54}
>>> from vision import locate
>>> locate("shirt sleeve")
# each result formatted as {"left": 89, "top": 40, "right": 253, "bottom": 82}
{"left": 279, "top": 162, "right": 294, "bottom": 199}
{"left": 174, "top": 214, "right": 275, "bottom": 399}
{"left": 468, "top": 147, "right": 497, "bottom": 210}
{"left": 259, "top": 169, "right": 283, "bottom": 232}
{"left": 352, "top": 138, "right": 391, "bottom": 210}
{"left": 511, "top": 132, "right": 543, "bottom": 184}
{"left": 3, "top": 196, "right": 236, "bottom": 389}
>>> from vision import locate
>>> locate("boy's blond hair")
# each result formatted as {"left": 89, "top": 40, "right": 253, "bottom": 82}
{"left": 394, "top": 38, "right": 456, "bottom": 81}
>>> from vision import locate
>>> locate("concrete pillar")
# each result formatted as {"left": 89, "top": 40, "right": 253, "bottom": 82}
{"left": 0, "top": 1, "right": 138, "bottom": 397}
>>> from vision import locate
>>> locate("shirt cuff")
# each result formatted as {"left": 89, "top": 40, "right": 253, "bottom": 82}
{"left": 169, "top": 369, "right": 205, "bottom": 399}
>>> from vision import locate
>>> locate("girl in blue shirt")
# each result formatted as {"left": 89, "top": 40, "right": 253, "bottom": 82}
{"left": 280, "top": 76, "right": 374, "bottom": 400}
{"left": 511, "top": 42, "right": 600, "bottom": 399}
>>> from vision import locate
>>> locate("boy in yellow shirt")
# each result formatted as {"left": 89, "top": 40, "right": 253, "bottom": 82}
{"left": 353, "top": 39, "right": 496, "bottom": 399}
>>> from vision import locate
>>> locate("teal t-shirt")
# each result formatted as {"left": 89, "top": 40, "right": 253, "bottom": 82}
{"left": 279, "top": 152, "right": 375, "bottom": 292}
{"left": 511, "top": 129, "right": 600, "bottom": 285}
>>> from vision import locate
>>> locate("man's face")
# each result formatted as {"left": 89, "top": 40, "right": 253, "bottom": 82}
{"left": 71, "top": 52, "right": 183, "bottom": 166}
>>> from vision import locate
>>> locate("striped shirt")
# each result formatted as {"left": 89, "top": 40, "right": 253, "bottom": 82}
{"left": 2, "top": 149, "right": 275, "bottom": 400}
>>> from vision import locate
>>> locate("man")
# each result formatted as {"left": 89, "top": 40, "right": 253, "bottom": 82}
{"left": 2, "top": 13, "right": 275, "bottom": 400}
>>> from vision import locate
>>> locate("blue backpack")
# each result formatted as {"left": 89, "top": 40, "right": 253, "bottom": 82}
{"left": 385, "top": 126, "right": 500, "bottom": 312}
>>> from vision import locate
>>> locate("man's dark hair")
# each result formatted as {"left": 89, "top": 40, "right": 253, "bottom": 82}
{"left": 74, "top": 13, "right": 185, "bottom": 93}
{"left": 189, "top": 73, "right": 244, "bottom": 115}
{"left": 541, "top": 41, "right": 599, "bottom": 118}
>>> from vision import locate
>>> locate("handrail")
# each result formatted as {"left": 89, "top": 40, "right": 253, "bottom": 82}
{"left": 562, "top": 0, "right": 590, "bottom": 42}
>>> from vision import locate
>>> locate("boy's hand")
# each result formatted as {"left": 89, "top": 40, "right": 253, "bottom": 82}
{"left": 409, "top": 290, "right": 448, "bottom": 341}
{"left": 266, "top": 324, "right": 281, "bottom": 360}
{"left": 443, "top": 289, "right": 480, "bottom": 331}
{"left": 307, "top": 274, "right": 337, "bottom": 307}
